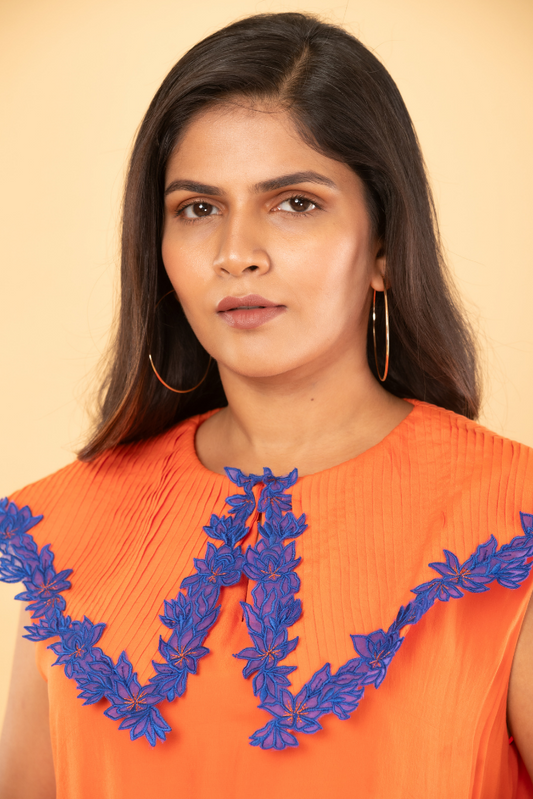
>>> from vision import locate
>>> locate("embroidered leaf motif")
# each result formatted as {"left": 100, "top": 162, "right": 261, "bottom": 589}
{"left": 234, "top": 480, "right": 533, "bottom": 750}
{"left": 0, "top": 489, "right": 255, "bottom": 746}
{"left": 261, "top": 687, "right": 323, "bottom": 734}
{"left": 0, "top": 553, "right": 29, "bottom": 583}
{"left": 2, "top": 484, "right": 533, "bottom": 751}
{"left": 49, "top": 617, "right": 106, "bottom": 678}
{"left": 249, "top": 719, "right": 298, "bottom": 749}
{"left": 0, "top": 499, "right": 43, "bottom": 540}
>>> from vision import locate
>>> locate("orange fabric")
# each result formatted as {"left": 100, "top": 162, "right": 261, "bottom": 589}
{"left": 9, "top": 400, "right": 533, "bottom": 798}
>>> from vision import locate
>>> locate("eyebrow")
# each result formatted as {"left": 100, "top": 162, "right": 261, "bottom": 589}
{"left": 164, "top": 171, "right": 337, "bottom": 197}
{"left": 164, "top": 180, "right": 222, "bottom": 196}
{"left": 254, "top": 171, "right": 337, "bottom": 193}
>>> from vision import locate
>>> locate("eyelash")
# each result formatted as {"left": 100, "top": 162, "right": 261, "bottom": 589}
{"left": 279, "top": 194, "right": 321, "bottom": 215}
{"left": 174, "top": 193, "right": 322, "bottom": 222}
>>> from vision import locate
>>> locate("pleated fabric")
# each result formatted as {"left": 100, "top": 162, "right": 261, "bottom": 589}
{"left": 8, "top": 400, "right": 533, "bottom": 798}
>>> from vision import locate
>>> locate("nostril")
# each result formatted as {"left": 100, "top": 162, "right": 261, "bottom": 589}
{"left": 247, "top": 265, "right": 259, "bottom": 272}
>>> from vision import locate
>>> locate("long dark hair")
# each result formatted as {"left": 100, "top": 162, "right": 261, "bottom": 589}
{"left": 79, "top": 12, "right": 480, "bottom": 461}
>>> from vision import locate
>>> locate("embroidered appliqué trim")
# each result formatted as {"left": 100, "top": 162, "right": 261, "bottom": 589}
{"left": 0, "top": 473, "right": 259, "bottom": 747}
{"left": 233, "top": 476, "right": 533, "bottom": 749}
{"left": 1, "top": 483, "right": 532, "bottom": 751}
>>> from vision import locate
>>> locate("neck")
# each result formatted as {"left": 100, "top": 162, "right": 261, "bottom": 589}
{"left": 195, "top": 348, "right": 411, "bottom": 477}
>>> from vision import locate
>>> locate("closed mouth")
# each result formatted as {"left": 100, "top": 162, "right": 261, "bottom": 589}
{"left": 216, "top": 294, "right": 282, "bottom": 313}
{"left": 228, "top": 305, "right": 265, "bottom": 310}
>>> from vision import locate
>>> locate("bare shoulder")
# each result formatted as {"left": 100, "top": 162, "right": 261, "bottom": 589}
{"left": 509, "top": 592, "right": 533, "bottom": 778}
{"left": 0, "top": 606, "right": 55, "bottom": 799}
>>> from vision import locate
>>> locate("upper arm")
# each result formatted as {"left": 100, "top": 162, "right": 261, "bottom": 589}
{"left": 508, "top": 591, "right": 533, "bottom": 778}
{"left": 0, "top": 605, "right": 56, "bottom": 799}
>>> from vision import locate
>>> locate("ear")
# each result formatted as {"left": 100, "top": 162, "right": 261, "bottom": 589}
{"left": 369, "top": 245, "right": 387, "bottom": 292}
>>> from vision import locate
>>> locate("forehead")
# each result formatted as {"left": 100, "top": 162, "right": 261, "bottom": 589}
{"left": 166, "top": 102, "right": 359, "bottom": 191}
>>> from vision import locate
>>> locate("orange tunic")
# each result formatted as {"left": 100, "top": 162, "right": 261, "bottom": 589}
{"left": 5, "top": 400, "right": 533, "bottom": 798}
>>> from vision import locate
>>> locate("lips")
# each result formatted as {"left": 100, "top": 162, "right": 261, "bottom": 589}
{"left": 216, "top": 294, "right": 280, "bottom": 312}
{"left": 216, "top": 294, "right": 286, "bottom": 330}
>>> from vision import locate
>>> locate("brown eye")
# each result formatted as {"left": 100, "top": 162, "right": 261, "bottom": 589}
{"left": 181, "top": 201, "right": 219, "bottom": 219}
{"left": 278, "top": 196, "right": 317, "bottom": 213}
{"left": 290, "top": 197, "right": 312, "bottom": 211}
{"left": 193, "top": 202, "right": 213, "bottom": 216}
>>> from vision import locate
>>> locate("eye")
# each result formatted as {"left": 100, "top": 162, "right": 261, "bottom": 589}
{"left": 277, "top": 196, "right": 318, "bottom": 213}
{"left": 179, "top": 201, "right": 220, "bottom": 219}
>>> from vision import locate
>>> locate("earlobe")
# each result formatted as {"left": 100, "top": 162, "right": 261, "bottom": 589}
{"left": 370, "top": 246, "right": 386, "bottom": 292}
{"left": 370, "top": 266, "right": 387, "bottom": 293}
{"left": 371, "top": 273, "right": 386, "bottom": 292}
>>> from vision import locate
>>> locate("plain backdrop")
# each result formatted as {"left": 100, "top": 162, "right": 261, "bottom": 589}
{"left": 1, "top": 0, "right": 532, "bottom": 728}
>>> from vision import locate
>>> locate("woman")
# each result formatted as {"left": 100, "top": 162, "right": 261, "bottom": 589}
{"left": 1, "top": 11, "right": 532, "bottom": 798}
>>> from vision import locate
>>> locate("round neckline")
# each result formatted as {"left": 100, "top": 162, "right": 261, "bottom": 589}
{"left": 181, "top": 398, "right": 426, "bottom": 485}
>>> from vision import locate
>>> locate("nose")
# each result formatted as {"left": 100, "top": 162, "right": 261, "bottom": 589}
{"left": 212, "top": 211, "right": 271, "bottom": 277}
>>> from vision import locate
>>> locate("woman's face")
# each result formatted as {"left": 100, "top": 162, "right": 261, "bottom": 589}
{"left": 161, "top": 103, "right": 385, "bottom": 381}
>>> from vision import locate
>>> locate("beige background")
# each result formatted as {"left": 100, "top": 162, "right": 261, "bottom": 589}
{"left": 1, "top": 0, "right": 532, "bottom": 728}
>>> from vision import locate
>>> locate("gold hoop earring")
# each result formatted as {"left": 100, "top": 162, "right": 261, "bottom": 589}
{"left": 372, "top": 287, "right": 389, "bottom": 382}
{"left": 148, "top": 290, "right": 212, "bottom": 394}
{"left": 149, "top": 354, "right": 212, "bottom": 394}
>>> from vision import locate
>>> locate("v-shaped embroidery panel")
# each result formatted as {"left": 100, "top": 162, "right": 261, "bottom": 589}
{"left": 1, "top": 471, "right": 532, "bottom": 750}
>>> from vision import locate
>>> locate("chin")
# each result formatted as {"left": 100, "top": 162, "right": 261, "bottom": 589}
{"left": 235, "top": 364, "right": 296, "bottom": 380}
{"left": 226, "top": 352, "right": 319, "bottom": 382}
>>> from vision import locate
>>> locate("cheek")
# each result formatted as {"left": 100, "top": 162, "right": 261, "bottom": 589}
{"left": 161, "top": 235, "right": 205, "bottom": 305}
{"left": 161, "top": 227, "right": 180, "bottom": 280}
{"left": 288, "top": 232, "right": 370, "bottom": 306}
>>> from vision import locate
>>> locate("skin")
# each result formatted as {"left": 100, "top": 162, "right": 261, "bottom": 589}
{"left": 162, "top": 102, "right": 410, "bottom": 477}
{"left": 0, "top": 608, "right": 55, "bottom": 798}
{"left": 1, "top": 101, "right": 531, "bottom": 794}
{"left": 508, "top": 598, "right": 533, "bottom": 775}
{"left": 161, "top": 100, "right": 533, "bottom": 774}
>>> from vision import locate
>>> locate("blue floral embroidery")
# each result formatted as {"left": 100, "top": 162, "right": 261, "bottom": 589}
{"left": 1, "top": 487, "right": 532, "bottom": 751}
{"left": 0, "top": 479, "right": 258, "bottom": 746}
{"left": 233, "top": 474, "right": 533, "bottom": 750}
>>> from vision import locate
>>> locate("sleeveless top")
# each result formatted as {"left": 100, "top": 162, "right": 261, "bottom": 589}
{"left": 2, "top": 399, "right": 533, "bottom": 799}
